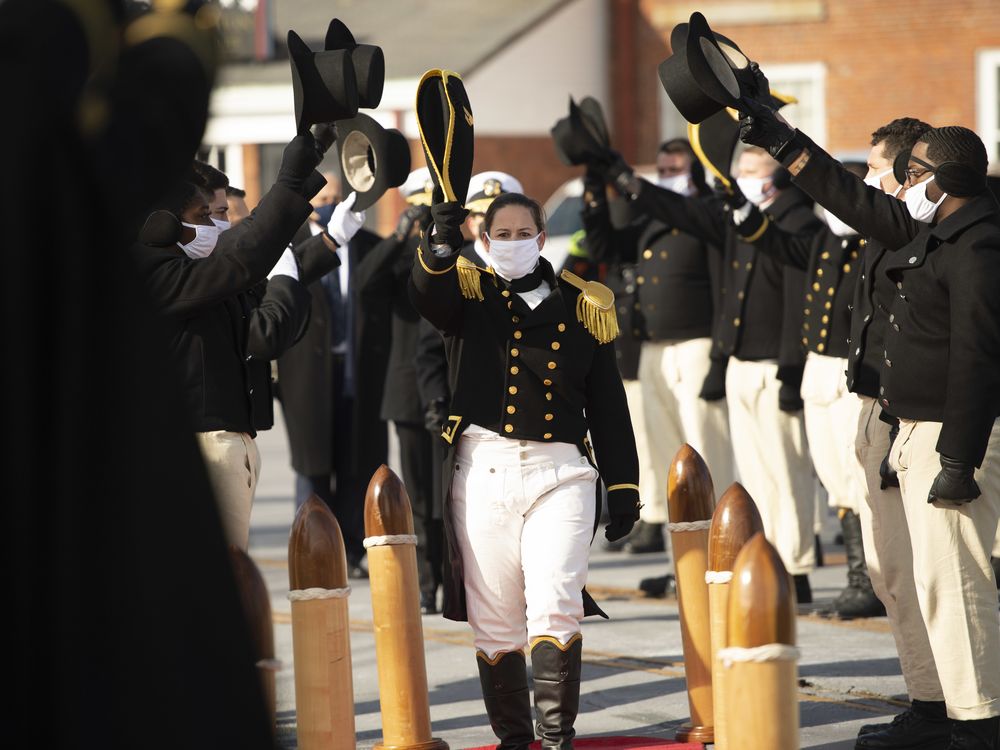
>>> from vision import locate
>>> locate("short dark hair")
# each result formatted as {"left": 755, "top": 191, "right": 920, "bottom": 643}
{"left": 657, "top": 137, "right": 709, "bottom": 196}
{"left": 919, "top": 126, "right": 988, "bottom": 175}
{"left": 483, "top": 192, "right": 546, "bottom": 235}
{"left": 159, "top": 181, "right": 208, "bottom": 219}
{"left": 658, "top": 138, "right": 695, "bottom": 157}
{"left": 225, "top": 185, "right": 246, "bottom": 199}
{"left": 189, "top": 160, "right": 229, "bottom": 192}
{"left": 870, "top": 118, "right": 932, "bottom": 161}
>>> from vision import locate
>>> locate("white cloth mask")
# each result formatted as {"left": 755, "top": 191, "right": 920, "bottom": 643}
{"left": 736, "top": 176, "right": 774, "bottom": 206}
{"left": 211, "top": 217, "right": 231, "bottom": 231}
{"left": 657, "top": 173, "right": 695, "bottom": 196}
{"left": 903, "top": 177, "right": 947, "bottom": 223}
{"left": 178, "top": 222, "right": 221, "bottom": 259}
{"left": 486, "top": 234, "right": 541, "bottom": 281}
{"left": 863, "top": 168, "right": 902, "bottom": 197}
{"left": 822, "top": 208, "right": 856, "bottom": 237}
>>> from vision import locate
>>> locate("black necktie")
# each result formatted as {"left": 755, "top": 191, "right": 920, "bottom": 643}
{"left": 507, "top": 265, "right": 545, "bottom": 293}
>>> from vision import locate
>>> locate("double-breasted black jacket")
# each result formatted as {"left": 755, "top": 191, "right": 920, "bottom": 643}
{"left": 781, "top": 132, "right": 1000, "bottom": 466}
{"left": 134, "top": 184, "right": 316, "bottom": 437}
{"left": 409, "top": 233, "right": 640, "bottom": 622}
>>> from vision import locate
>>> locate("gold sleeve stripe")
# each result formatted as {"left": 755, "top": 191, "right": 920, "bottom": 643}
{"left": 741, "top": 214, "right": 770, "bottom": 243}
{"left": 607, "top": 483, "right": 640, "bottom": 492}
{"left": 417, "top": 246, "right": 456, "bottom": 275}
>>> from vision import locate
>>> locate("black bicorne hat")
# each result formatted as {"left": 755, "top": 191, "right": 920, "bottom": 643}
{"left": 324, "top": 19, "right": 385, "bottom": 110}
{"left": 335, "top": 113, "right": 411, "bottom": 211}
{"left": 415, "top": 69, "right": 475, "bottom": 204}
{"left": 551, "top": 97, "right": 609, "bottom": 167}
{"left": 288, "top": 29, "right": 359, "bottom": 135}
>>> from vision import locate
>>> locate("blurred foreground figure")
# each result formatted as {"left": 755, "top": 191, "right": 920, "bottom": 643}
{"left": 1, "top": 1, "right": 274, "bottom": 747}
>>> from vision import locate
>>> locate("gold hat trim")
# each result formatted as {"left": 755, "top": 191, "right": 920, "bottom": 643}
{"left": 415, "top": 68, "right": 464, "bottom": 203}
{"left": 560, "top": 270, "right": 619, "bottom": 344}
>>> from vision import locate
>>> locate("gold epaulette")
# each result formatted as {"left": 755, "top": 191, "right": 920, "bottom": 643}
{"left": 559, "top": 270, "right": 619, "bottom": 344}
{"left": 456, "top": 256, "right": 490, "bottom": 301}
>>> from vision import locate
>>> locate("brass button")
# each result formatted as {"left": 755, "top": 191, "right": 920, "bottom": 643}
{"left": 651, "top": 276, "right": 659, "bottom": 284}
{"left": 547, "top": 361, "right": 557, "bottom": 370}
{"left": 817, "top": 342, "right": 825, "bottom": 352}
{"left": 820, "top": 328, "right": 827, "bottom": 337}
{"left": 816, "top": 268, "right": 824, "bottom": 277}
{"left": 512, "top": 316, "right": 520, "bottom": 323}
{"left": 514, "top": 331, "right": 523, "bottom": 339}
{"left": 828, "top": 287, "right": 835, "bottom": 296}
{"left": 824, "top": 301, "right": 832, "bottom": 310}
{"left": 737, "top": 290, "right": 745, "bottom": 300}
{"left": 507, "top": 301, "right": 513, "bottom": 309}
{"left": 511, "top": 348, "right": 519, "bottom": 356}
{"left": 733, "top": 317, "right": 741, "bottom": 326}
{"left": 643, "top": 249, "right": 653, "bottom": 259}
{"left": 732, "top": 260, "right": 739, "bottom": 270}
{"left": 660, "top": 250, "right": 668, "bottom": 259}
{"left": 545, "top": 413, "right": 554, "bottom": 421}
{"left": 804, "top": 323, "right": 810, "bottom": 331}
{"left": 812, "top": 282, "right": 820, "bottom": 292}
{"left": 821, "top": 315, "right": 829, "bottom": 324}
{"left": 507, "top": 405, "right": 516, "bottom": 414}
{"left": 806, "top": 293, "right": 813, "bottom": 302}
{"left": 545, "top": 392, "right": 553, "bottom": 401}
{"left": 509, "top": 386, "right": 518, "bottom": 395}
{"left": 543, "top": 378, "right": 552, "bottom": 386}
{"left": 843, "top": 263, "right": 851, "bottom": 273}
{"left": 636, "top": 276, "right": 645, "bottom": 285}
{"left": 804, "top": 308, "right": 811, "bottom": 316}
{"left": 821, "top": 251, "right": 830, "bottom": 260}
{"left": 558, "top": 323, "right": 566, "bottom": 332}
{"left": 802, "top": 337, "right": 808, "bottom": 345}
{"left": 745, "top": 261, "right": 753, "bottom": 270}
{"left": 551, "top": 342, "right": 560, "bottom": 350}
{"left": 502, "top": 290, "right": 510, "bottom": 298}
{"left": 543, "top": 432, "right": 553, "bottom": 440}
{"left": 504, "top": 424, "right": 514, "bottom": 433}
{"left": 510, "top": 366, "right": 519, "bottom": 375}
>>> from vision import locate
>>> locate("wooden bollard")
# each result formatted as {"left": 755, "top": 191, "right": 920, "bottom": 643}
{"left": 721, "top": 532, "right": 799, "bottom": 750}
{"left": 364, "top": 465, "right": 448, "bottom": 750}
{"left": 667, "top": 443, "right": 716, "bottom": 744}
{"left": 706, "top": 484, "right": 764, "bottom": 750}
{"left": 288, "top": 496, "right": 355, "bottom": 750}
{"left": 229, "top": 545, "right": 279, "bottom": 726}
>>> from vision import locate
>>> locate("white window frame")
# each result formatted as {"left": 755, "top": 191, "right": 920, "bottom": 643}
{"left": 976, "top": 48, "right": 1000, "bottom": 171}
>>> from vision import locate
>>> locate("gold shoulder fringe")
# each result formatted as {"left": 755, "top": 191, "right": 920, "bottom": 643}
{"left": 559, "top": 269, "right": 620, "bottom": 344}
{"left": 456, "top": 256, "right": 487, "bottom": 301}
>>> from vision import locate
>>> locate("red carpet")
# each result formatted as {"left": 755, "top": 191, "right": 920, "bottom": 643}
{"left": 465, "top": 737, "right": 703, "bottom": 749}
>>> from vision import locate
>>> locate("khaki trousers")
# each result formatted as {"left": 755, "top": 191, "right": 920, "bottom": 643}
{"left": 855, "top": 397, "right": 943, "bottom": 703}
{"left": 196, "top": 430, "right": 261, "bottom": 551}
{"left": 726, "top": 358, "right": 815, "bottom": 574}
{"left": 801, "top": 353, "right": 866, "bottom": 514}
{"left": 888, "top": 418, "right": 1000, "bottom": 720}
{"left": 637, "top": 338, "right": 734, "bottom": 524}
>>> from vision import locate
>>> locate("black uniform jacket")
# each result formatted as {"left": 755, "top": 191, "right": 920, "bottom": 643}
{"left": 409, "top": 234, "right": 640, "bottom": 623}
{"left": 783, "top": 133, "right": 1000, "bottom": 466}
{"left": 736, "top": 209, "right": 864, "bottom": 360}
{"left": 134, "top": 184, "right": 313, "bottom": 437}
{"left": 633, "top": 181, "right": 822, "bottom": 384}
{"left": 276, "top": 227, "right": 387, "bottom": 478}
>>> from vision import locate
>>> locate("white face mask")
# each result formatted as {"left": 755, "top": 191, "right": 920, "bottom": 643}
{"left": 822, "top": 208, "right": 856, "bottom": 237}
{"left": 485, "top": 234, "right": 542, "bottom": 281}
{"left": 863, "top": 168, "right": 902, "bottom": 197}
{"left": 657, "top": 173, "right": 695, "bottom": 196}
{"left": 736, "top": 176, "right": 775, "bottom": 206}
{"left": 211, "top": 217, "right": 231, "bottom": 231}
{"left": 178, "top": 222, "right": 222, "bottom": 259}
{"left": 903, "top": 177, "right": 947, "bottom": 223}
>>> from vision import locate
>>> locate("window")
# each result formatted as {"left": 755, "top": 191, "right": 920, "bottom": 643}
{"left": 976, "top": 49, "right": 1000, "bottom": 171}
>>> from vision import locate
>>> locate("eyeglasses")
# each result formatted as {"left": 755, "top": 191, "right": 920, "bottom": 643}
{"left": 904, "top": 167, "right": 931, "bottom": 183}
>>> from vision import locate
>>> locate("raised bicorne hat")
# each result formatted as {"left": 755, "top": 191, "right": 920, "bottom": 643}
{"left": 415, "top": 69, "right": 475, "bottom": 204}
{"left": 551, "top": 96, "right": 610, "bottom": 167}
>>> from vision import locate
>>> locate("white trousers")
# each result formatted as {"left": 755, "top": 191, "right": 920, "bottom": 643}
{"left": 888, "top": 418, "right": 1000, "bottom": 720}
{"left": 195, "top": 430, "right": 261, "bottom": 551}
{"left": 726, "top": 358, "right": 815, "bottom": 574}
{"left": 637, "top": 338, "right": 735, "bottom": 524}
{"left": 623, "top": 378, "right": 658, "bottom": 525}
{"left": 451, "top": 433, "right": 598, "bottom": 658}
{"left": 801, "top": 352, "right": 866, "bottom": 514}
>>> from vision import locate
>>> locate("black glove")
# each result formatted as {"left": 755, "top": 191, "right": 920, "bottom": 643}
{"left": 423, "top": 397, "right": 448, "bottom": 434}
{"left": 927, "top": 454, "right": 981, "bottom": 505}
{"left": 395, "top": 204, "right": 432, "bottom": 241}
{"left": 778, "top": 381, "right": 803, "bottom": 413}
{"left": 736, "top": 97, "right": 797, "bottom": 160}
{"left": 600, "top": 150, "right": 640, "bottom": 200}
{"left": 582, "top": 164, "right": 606, "bottom": 208}
{"left": 747, "top": 61, "right": 771, "bottom": 102}
{"left": 429, "top": 188, "right": 469, "bottom": 250}
{"left": 879, "top": 421, "right": 900, "bottom": 489}
{"left": 311, "top": 123, "right": 337, "bottom": 154}
{"left": 699, "top": 358, "right": 728, "bottom": 401}
{"left": 276, "top": 133, "right": 324, "bottom": 195}
{"left": 604, "top": 490, "right": 640, "bottom": 542}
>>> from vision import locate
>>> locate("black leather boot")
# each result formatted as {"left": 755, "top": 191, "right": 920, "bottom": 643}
{"left": 531, "top": 635, "right": 583, "bottom": 749}
{"left": 821, "top": 510, "right": 886, "bottom": 620}
{"left": 477, "top": 650, "right": 534, "bottom": 750}
{"left": 794, "top": 573, "right": 813, "bottom": 604}
{"left": 855, "top": 699, "right": 952, "bottom": 749}
{"left": 947, "top": 716, "right": 999, "bottom": 749}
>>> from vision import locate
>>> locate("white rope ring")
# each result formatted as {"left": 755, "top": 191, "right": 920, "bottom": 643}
{"left": 256, "top": 658, "right": 283, "bottom": 672}
{"left": 705, "top": 570, "right": 733, "bottom": 584}
{"left": 363, "top": 534, "right": 418, "bottom": 548}
{"left": 719, "top": 643, "right": 800, "bottom": 668}
{"left": 288, "top": 586, "right": 351, "bottom": 601}
{"left": 668, "top": 519, "right": 712, "bottom": 533}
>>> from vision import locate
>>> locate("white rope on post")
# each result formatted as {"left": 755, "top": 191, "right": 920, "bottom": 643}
{"left": 705, "top": 570, "right": 734, "bottom": 584}
{"left": 718, "top": 643, "right": 800, "bottom": 668}
{"left": 288, "top": 586, "right": 352, "bottom": 601}
{"left": 363, "top": 534, "right": 418, "bottom": 548}
{"left": 668, "top": 519, "right": 712, "bottom": 533}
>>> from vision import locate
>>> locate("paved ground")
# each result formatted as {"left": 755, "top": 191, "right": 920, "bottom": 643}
{"left": 251, "top": 407, "right": 910, "bottom": 749}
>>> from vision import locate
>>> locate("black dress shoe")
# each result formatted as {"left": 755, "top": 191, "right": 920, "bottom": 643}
{"left": 793, "top": 574, "right": 812, "bottom": 604}
{"left": 947, "top": 716, "right": 999, "bottom": 749}
{"left": 638, "top": 574, "right": 676, "bottom": 598}
{"left": 855, "top": 700, "right": 951, "bottom": 749}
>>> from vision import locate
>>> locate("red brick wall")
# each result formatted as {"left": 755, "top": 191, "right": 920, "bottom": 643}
{"left": 634, "top": 0, "right": 1000, "bottom": 155}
